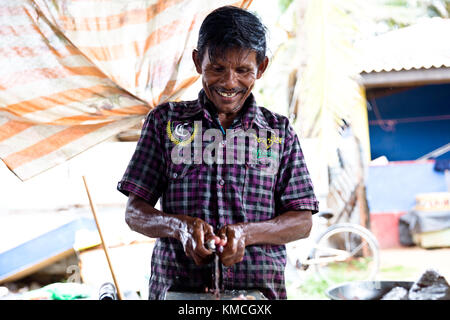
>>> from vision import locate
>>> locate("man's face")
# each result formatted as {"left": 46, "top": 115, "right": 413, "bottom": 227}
{"left": 193, "top": 47, "right": 268, "bottom": 114}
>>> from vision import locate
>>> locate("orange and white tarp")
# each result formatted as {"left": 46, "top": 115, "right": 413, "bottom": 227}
{"left": 0, "top": 0, "right": 252, "bottom": 181}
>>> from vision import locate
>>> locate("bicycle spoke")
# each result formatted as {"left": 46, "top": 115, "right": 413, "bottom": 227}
{"left": 344, "top": 232, "right": 350, "bottom": 252}
{"left": 349, "top": 241, "right": 365, "bottom": 257}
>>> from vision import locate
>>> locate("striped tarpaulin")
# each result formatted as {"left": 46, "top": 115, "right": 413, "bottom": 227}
{"left": 0, "top": 0, "right": 252, "bottom": 180}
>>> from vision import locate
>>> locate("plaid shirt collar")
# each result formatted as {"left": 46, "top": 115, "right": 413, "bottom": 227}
{"left": 178, "top": 89, "right": 271, "bottom": 130}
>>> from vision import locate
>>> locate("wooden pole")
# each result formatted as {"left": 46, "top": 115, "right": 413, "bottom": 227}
{"left": 353, "top": 136, "right": 371, "bottom": 258}
{"left": 82, "top": 176, "right": 124, "bottom": 300}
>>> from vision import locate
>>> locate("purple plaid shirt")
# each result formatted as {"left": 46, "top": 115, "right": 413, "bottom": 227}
{"left": 117, "top": 90, "right": 319, "bottom": 299}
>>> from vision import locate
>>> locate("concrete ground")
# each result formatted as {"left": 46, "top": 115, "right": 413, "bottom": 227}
{"left": 378, "top": 246, "right": 450, "bottom": 281}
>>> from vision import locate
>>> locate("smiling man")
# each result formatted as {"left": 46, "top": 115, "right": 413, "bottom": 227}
{"left": 117, "top": 6, "right": 319, "bottom": 300}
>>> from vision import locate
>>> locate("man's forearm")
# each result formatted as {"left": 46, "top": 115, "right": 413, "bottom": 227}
{"left": 242, "top": 210, "right": 312, "bottom": 246}
{"left": 126, "top": 193, "right": 219, "bottom": 265}
{"left": 125, "top": 193, "right": 189, "bottom": 241}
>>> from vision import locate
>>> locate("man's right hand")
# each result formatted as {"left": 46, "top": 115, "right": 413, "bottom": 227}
{"left": 177, "top": 216, "right": 218, "bottom": 266}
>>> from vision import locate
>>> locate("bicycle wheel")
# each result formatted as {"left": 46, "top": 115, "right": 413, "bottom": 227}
{"left": 311, "top": 223, "right": 380, "bottom": 284}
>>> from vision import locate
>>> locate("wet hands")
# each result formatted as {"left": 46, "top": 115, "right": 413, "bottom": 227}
{"left": 217, "top": 223, "right": 247, "bottom": 267}
{"left": 179, "top": 217, "right": 247, "bottom": 267}
{"left": 178, "top": 217, "right": 223, "bottom": 265}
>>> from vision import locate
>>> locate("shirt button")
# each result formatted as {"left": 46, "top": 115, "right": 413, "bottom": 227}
{"left": 173, "top": 173, "right": 178, "bottom": 178}
{"left": 219, "top": 179, "right": 225, "bottom": 186}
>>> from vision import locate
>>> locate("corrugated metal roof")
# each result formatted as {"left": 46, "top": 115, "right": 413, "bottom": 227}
{"left": 355, "top": 18, "right": 450, "bottom": 74}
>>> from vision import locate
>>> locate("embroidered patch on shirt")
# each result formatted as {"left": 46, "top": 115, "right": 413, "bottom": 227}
{"left": 253, "top": 133, "right": 283, "bottom": 149}
{"left": 166, "top": 120, "right": 198, "bottom": 146}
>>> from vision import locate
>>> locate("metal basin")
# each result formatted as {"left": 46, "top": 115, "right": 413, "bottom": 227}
{"left": 326, "top": 281, "right": 414, "bottom": 300}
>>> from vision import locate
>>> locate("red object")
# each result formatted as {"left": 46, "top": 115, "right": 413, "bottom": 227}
{"left": 370, "top": 212, "right": 407, "bottom": 249}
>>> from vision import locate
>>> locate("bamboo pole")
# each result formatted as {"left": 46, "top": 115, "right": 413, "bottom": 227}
{"left": 82, "top": 176, "right": 124, "bottom": 300}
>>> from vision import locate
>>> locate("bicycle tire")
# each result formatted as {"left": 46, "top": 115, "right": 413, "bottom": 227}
{"left": 311, "top": 223, "right": 380, "bottom": 284}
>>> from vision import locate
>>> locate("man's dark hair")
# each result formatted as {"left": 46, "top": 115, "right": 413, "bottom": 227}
{"left": 196, "top": 6, "right": 267, "bottom": 64}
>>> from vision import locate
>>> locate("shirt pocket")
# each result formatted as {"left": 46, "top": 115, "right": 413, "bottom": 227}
{"left": 242, "top": 161, "right": 278, "bottom": 219}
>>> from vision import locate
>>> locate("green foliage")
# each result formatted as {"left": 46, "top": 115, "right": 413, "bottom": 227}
{"left": 368, "top": 0, "right": 450, "bottom": 32}
{"left": 379, "top": 265, "right": 419, "bottom": 280}
{"left": 278, "top": 0, "right": 295, "bottom": 13}
{"left": 286, "top": 275, "right": 330, "bottom": 300}
{"left": 384, "top": 0, "right": 410, "bottom": 6}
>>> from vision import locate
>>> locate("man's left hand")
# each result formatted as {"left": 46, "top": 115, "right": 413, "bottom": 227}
{"left": 217, "top": 224, "right": 246, "bottom": 266}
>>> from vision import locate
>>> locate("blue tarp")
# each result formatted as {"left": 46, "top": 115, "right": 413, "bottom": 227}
{"left": 368, "top": 83, "right": 450, "bottom": 161}
{"left": 0, "top": 217, "right": 97, "bottom": 283}
{"left": 367, "top": 161, "right": 448, "bottom": 213}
